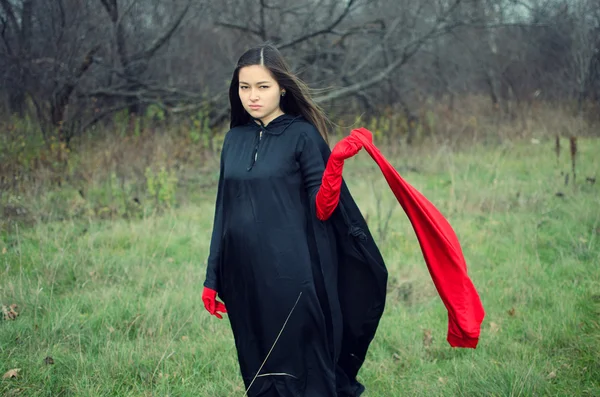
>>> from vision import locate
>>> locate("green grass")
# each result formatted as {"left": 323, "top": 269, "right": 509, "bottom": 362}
{"left": 1, "top": 137, "right": 599, "bottom": 396}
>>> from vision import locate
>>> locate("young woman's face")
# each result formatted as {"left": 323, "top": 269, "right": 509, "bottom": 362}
{"left": 238, "top": 65, "right": 285, "bottom": 126}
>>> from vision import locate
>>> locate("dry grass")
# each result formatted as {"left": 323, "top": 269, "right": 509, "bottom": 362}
{"left": 0, "top": 95, "right": 598, "bottom": 232}
{"left": 1, "top": 132, "right": 598, "bottom": 396}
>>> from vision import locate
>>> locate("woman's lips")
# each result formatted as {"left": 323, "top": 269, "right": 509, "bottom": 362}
{"left": 249, "top": 105, "right": 261, "bottom": 110}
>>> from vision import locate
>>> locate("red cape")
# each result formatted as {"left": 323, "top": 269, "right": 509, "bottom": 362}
{"left": 345, "top": 128, "right": 485, "bottom": 348}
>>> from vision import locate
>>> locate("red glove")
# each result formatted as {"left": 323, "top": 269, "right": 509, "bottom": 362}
{"left": 315, "top": 131, "right": 366, "bottom": 220}
{"left": 202, "top": 287, "right": 227, "bottom": 319}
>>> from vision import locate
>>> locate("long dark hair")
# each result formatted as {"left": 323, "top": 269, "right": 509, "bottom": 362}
{"left": 228, "top": 44, "right": 331, "bottom": 144}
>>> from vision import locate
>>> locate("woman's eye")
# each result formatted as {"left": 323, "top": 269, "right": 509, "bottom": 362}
{"left": 240, "top": 86, "right": 248, "bottom": 90}
{"left": 260, "top": 86, "right": 269, "bottom": 89}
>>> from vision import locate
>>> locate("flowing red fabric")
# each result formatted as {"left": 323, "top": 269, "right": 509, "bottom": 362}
{"left": 317, "top": 127, "right": 485, "bottom": 348}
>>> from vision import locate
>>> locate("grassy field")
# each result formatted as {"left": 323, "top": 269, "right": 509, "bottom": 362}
{"left": 1, "top": 136, "right": 599, "bottom": 396}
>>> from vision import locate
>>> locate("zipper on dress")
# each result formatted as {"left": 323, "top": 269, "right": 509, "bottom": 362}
{"left": 247, "top": 129, "right": 264, "bottom": 171}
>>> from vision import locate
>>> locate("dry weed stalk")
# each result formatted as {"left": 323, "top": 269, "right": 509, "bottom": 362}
{"left": 570, "top": 136, "right": 577, "bottom": 183}
{"left": 371, "top": 179, "right": 395, "bottom": 242}
{"left": 555, "top": 135, "right": 560, "bottom": 166}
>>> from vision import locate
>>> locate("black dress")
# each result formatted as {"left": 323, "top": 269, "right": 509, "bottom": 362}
{"left": 204, "top": 114, "right": 388, "bottom": 397}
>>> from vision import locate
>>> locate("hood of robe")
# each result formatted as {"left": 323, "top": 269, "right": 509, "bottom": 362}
{"left": 247, "top": 113, "right": 304, "bottom": 135}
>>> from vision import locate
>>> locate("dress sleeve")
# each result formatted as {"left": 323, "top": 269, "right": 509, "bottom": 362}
{"left": 296, "top": 129, "right": 327, "bottom": 201}
{"left": 203, "top": 137, "right": 227, "bottom": 291}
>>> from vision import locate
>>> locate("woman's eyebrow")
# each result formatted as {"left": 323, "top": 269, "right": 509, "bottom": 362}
{"left": 239, "top": 81, "right": 271, "bottom": 85}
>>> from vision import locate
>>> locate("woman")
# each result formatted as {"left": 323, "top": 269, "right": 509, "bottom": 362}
{"left": 201, "top": 44, "right": 388, "bottom": 396}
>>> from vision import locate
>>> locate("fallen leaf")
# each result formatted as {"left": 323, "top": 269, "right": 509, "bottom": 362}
{"left": 181, "top": 335, "right": 189, "bottom": 342}
{"left": 547, "top": 371, "right": 556, "bottom": 379}
{"left": 6, "top": 388, "right": 22, "bottom": 396}
{"left": 2, "top": 369, "right": 20, "bottom": 379}
{"left": 438, "top": 377, "right": 447, "bottom": 384}
{"left": 2, "top": 304, "right": 19, "bottom": 320}
{"left": 44, "top": 356, "right": 54, "bottom": 365}
{"left": 507, "top": 307, "right": 516, "bottom": 317}
{"left": 489, "top": 321, "right": 500, "bottom": 334}
{"left": 423, "top": 329, "right": 433, "bottom": 348}
{"left": 2, "top": 247, "right": 7, "bottom": 254}
{"left": 167, "top": 258, "right": 174, "bottom": 263}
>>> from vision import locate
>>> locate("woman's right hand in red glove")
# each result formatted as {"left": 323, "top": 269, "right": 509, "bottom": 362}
{"left": 315, "top": 131, "right": 367, "bottom": 221}
{"left": 202, "top": 287, "right": 227, "bottom": 319}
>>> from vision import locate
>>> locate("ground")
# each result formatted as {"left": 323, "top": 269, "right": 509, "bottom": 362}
{"left": 1, "top": 137, "right": 599, "bottom": 396}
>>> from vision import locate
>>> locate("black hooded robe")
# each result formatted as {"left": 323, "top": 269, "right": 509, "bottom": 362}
{"left": 204, "top": 114, "right": 388, "bottom": 397}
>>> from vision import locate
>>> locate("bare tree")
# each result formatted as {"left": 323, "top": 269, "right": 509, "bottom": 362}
{"left": 570, "top": 0, "right": 600, "bottom": 113}
{"left": 1, "top": 0, "right": 599, "bottom": 144}
{"left": 0, "top": 0, "right": 35, "bottom": 115}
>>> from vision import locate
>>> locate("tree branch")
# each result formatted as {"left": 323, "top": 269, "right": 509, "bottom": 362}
{"left": 27, "top": 90, "right": 50, "bottom": 142}
{"left": 99, "top": 0, "right": 118, "bottom": 23}
{"left": 277, "top": 0, "right": 357, "bottom": 49}
{"left": 51, "top": 45, "right": 101, "bottom": 126}
{"left": 315, "top": 0, "right": 464, "bottom": 103}
{"left": 99, "top": 0, "right": 128, "bottom": 66}
{"left": 76, "top": 103, "right": 136, "bottom": 136}
{"left": 54, "top": 0, "right": 67, "bottom": 50}
{"left": 259, "top": 0, "right": 267, "bottom": 41}
{"left": 116, "top": 0, "right": 140, "bottom": 28}
{"left": 345, "top": 17, "right": 403, "bottom": 79}
{"left": 0, "top": 14, "right": 12, "bottom": 55}
{"left": 130, "top": 0, "right": 191, "bottom": 62}
{"left": 0, "top": 0, "right": 18, "bottom": 34}
{"left": 19, "top": 0, "right": 33, "bottom": 52}
{"left": 215, "top": 21, "right": 263, "bottom": 38}
{"left": 88, "top": 57, "right": 214, "bottom": 101}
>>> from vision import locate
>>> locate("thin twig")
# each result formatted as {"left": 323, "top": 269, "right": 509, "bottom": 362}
{"left": 244, "top": 291, "right": 303, "bottom": 396}
{"left": 150, "top": 311, "right": 194, "bottom": 385}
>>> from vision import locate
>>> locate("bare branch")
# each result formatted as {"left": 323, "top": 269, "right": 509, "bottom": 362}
{"left": 51, "top": 45, "right": 101, "bottom": 125}
{"left": 316, "top": 0, "right": 464, "bottom": 103}
{"left": 278, "top": 0, "right": 358, "bottom": 49}
{"left": 346, "top": 17, "right": 403, "bottom": 79}
{"left": 83, "top": 84, "right": 202, "bottom": 101}
{"left": 27, "top": 90, "right": 50, "bottom": 142}
{"left": 116, "top": 0, "right": 140, "bottom": 28}
{"left": 77, "top": 103, "right": 137, "bottom": 135}
{"left": 259, "top": 0, "right": 267, "bottom": 41}
{"left": 54, "top": 0, "right": 66, "bottom": 49}
{"left": 0, "top": 14, "right": 12, "bottom": 54}
{"left": 19, "top": 0, "right": 33, "bottom": 53}
{"left": 130, "top": 0, "right": 192, "bottom": 62}
{"left": 99, "top": 0, "right": 118, "bottom": 23}
{"left": 0, "top": 0, "right": 18, "bottom": 33}
{"left": 268, "top": 3, "right": 306, "bottom": 16}
{"left": 215, "top": 21, "right": 262, "bottom": 38}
